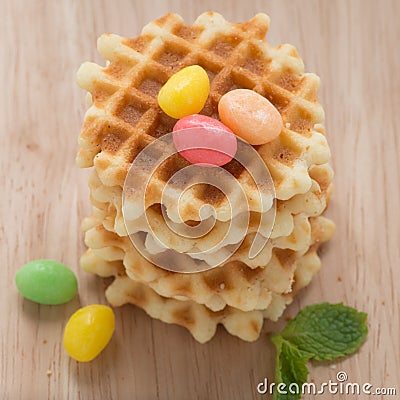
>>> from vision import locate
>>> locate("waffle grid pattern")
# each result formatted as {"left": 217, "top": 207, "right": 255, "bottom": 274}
{"left": 81, "top": 215, "right": 334, "bottom": 343}
{"left": 76, "top": 12, "right": 335, "bottom": 342}
{"left": 77, "top": 13, "right": 329, "bottom": 204}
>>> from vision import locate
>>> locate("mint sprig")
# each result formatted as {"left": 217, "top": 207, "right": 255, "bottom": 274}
{"left": 272, "top": 337, "right": 312, "bottom": 400}
{"left": 271, "top": 303, "right": 368, "bottom": 400}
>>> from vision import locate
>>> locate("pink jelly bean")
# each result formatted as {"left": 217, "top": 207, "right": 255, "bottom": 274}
{"left": 173, "top": 115, "right": 237, "bottom": 167}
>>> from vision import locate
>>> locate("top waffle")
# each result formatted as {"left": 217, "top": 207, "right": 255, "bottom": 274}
{"left": 76, "top": 12, "right": 330, "bottom": 222}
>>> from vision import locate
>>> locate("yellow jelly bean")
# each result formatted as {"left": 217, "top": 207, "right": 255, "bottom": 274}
{"left": 158, "top": 65, "right": 210, "bottom": 119}
{"left": 63, "top": 305, "right": 115, "bottom": 362}
{"left": 218, "top": 89, "right": 283, "bottom": 145}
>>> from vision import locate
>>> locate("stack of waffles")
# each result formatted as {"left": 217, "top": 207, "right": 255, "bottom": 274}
{"left": 76, "top": 12, "right": 335, "bottom": 343}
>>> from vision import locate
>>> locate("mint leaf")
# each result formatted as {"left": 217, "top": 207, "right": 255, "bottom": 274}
{"left": 271, "top": 335, "right": 311, "bottom": 400}
{"left": 270, "top": 303, "right": 368, "bottom": 400}
{"left": 279, "top": 303, "right": 368, "bottom": 361}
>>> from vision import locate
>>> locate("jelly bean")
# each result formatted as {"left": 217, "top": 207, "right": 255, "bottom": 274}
{"left": 218, "top": 89, "right": 283, "bottom": 145}
{"left": 63, "top": 305, "right": 115, "bottom": 362}
{"left": 15, "top": 260, "right": 78, "bottom": 305}
{"left": 158, "top": 65, "right": 210, "bottom": 119}
{"left": 173, "top": 114, "right": 237, "bottom": 166}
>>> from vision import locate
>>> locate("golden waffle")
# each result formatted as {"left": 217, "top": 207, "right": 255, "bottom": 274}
{"left": 81, "top": 227, "right": 329, "bottom": 343}
{"left": 124, "top": 214, "right": 311, "bottom": 271}
{"left": 85, "top": 162, "right": 332, "bottom": 271}
{"left": 84, "top": 251, "right": 264, "bottom": 343}
{"left": 77, "top": 12, "right": 336, "bottom": 342}
{"left": 91, "top": 201, "right": 313, "bottom": 269}
{"left": 81, "top": 215, "right": 335, "bottom": 312}
{"left": 87, "top": 162, "right": 333, "bottom": 248}
{"left": 76, "top": 12, "right": 331, "bottom": 223}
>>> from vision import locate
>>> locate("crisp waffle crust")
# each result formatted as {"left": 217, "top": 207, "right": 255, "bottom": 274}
{"left": 77, "top": 12, "right": 335, "bottom": 342}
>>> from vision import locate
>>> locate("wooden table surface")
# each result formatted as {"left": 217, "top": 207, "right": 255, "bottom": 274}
{"left": 1, "top": 1, "right": 399, "bottom": 399}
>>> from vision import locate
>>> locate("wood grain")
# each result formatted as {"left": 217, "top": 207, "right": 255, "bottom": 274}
{"left": 1, "top": 1, "right": 399, "bottom": 399}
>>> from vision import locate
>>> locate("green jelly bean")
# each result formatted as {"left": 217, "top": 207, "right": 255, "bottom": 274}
{"left": 15, "top": 260, "right": 78, "bottom": 305}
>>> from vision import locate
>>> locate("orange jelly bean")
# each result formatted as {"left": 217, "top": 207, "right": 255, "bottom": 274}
{"left": 218, "top": 89, "right": 283, "bottom": 145}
